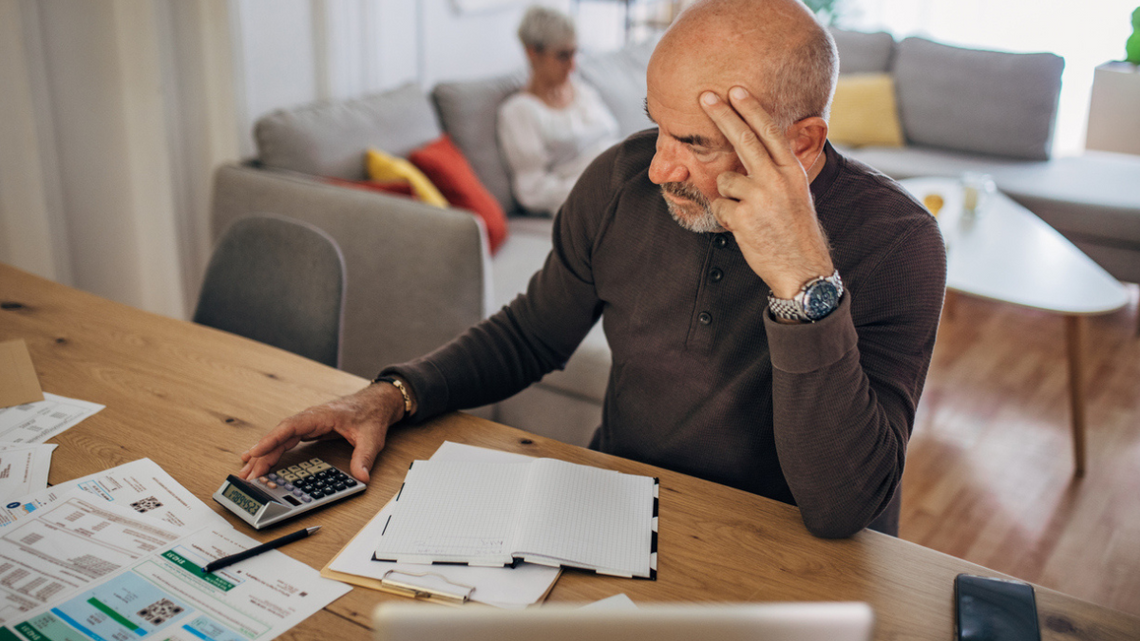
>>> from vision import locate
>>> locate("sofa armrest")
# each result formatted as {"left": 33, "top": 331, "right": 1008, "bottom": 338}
{"left": 210, "top": 163, "right": 492, "bottom": 378}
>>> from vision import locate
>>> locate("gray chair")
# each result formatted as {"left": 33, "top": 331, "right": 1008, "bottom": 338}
{"left": 194, "top": 214, "right": 347, "bottom": 368}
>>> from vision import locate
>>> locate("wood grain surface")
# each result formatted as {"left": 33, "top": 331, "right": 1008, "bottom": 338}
{"left": 2, "top": 263, "right": 1137, "bottom": 640}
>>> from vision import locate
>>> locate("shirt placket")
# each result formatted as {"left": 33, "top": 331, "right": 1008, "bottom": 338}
{"left": 685, "top": 232, "right": 733, "bottom": 353}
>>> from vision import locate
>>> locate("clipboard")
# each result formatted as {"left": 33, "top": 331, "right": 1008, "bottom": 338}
{"left": 319, "top": 496, "right": 561, "bottom": 607}
{"left": 320, "top": 442, "right": 564, "bottom": 607}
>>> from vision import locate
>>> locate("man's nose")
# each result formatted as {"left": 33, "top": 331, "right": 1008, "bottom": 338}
{"left": 648, "top": 143, "right": 688, "bottom": 185}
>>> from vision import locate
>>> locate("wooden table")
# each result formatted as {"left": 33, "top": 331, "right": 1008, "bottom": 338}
{"left": 900, "top": 178, "right": 1129, "bottom": 477}
{"left": 2, "top": 263, "right": 1137, "bottom": 640}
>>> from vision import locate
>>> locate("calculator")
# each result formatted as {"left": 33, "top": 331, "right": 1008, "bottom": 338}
{"left": 213, "top": 457, "right": 366, "bottom": 529}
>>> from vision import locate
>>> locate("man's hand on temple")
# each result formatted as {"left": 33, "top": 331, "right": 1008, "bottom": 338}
{"left": 699, "top": 86, "right": 834, "bottom": 299}
{"left": 239, "top": 381, "right": 408, "bottom": 483}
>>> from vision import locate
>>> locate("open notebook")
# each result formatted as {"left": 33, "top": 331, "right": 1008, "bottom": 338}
{"left": 373, "top": 458, "right": 658, "bottom": 579}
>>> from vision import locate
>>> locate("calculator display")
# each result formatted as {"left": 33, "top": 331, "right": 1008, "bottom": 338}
{"left": 222, "top": 483, "right": 264, "bottom": 516}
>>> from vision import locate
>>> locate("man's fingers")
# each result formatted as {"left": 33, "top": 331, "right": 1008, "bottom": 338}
{"left": 716, "top": 171, "right": 750, "bottom": 201}
{"left": 348, "top": 427, "right": 385, "bottom": 483}
{"left": 245, "top": 415, "right": 326, "bottom": 458}
{"left": 700, "top": 91, "right": 770, "bottom": 176}
{"left": 725, "top": 86, "right": 798, "bottom": 168}
{"left": 711, "top": 198, "right": 739, "bottom": 232}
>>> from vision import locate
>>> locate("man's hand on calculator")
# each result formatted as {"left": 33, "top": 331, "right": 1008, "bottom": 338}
{"left": 240, "top": 381, "right": 409, "bottom": 483}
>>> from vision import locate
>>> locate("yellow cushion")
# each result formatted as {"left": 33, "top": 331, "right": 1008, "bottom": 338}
{"left": 827, "top": 73, "right": 905, "bottom": 148}
{"left": 365, "top": 148, "right": 449, "bottom": 208}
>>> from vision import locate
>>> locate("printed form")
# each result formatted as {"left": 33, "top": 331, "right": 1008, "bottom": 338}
{"left": 1, "top": 458, "right": 226, "bottom": 528}
{"left": 0, "top": 393, "right": 104, "bottom": 444}
{"left": 0, "top": 491, "right": 350, "bottom": 641}
{"left": 0, "top": 443, "right": 56, "bottom": 501}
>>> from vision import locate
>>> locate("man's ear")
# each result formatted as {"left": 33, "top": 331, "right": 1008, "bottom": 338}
{"left": 787, "top": 116, "right": 828, "bottom": 169}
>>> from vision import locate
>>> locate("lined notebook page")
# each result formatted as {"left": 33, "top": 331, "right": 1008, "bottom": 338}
{"left": 513, "top": 459, "right": 655, "bottom": 577}
{"left": 374, "top": 461, "right": 529, "bottom": 565}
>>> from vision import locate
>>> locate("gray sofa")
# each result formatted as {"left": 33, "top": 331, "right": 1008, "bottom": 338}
{"left": 211, "top": 31, "right": 1140, "bottom": 448}
{"left": 212, "top": 40, "right": 656, "bottom": 446}
{"left": 831, "top": 29, "right": 1140, "bottom": 284}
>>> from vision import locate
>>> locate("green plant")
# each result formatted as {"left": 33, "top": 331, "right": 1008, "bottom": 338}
{"left": 803, "top": 0, "right": 845, "bottom": 26}
{"left": 1127, "top": 6, "right": 1140, "bottom": 64}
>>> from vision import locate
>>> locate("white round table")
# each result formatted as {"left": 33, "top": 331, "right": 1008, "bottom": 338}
{"left": 900, "top": 177, "right": 1129, "bottom": 476}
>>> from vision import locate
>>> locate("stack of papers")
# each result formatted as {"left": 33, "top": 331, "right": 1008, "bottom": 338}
{"left": 374, "top": 458, "right": 658, "bottom": 579}
{"left": 0, "top": 459, "right": 351, "bottom": 641}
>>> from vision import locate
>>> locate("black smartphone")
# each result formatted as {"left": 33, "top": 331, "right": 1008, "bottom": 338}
{"left": 955, "top": 574, "right": 1042, "bottom": 641}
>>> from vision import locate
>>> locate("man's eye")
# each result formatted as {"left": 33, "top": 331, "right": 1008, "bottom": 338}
{"left": 691, "top": 147, "right": 719, "bottom": 162}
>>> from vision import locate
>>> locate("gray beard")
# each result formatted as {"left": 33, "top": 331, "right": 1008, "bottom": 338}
{"left": 660, "top": 183, "right": 724, "bottom": 234}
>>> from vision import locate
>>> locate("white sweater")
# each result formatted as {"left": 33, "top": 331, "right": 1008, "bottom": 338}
{"left": 497, "top": 79, "right": 620, "bottom": 215}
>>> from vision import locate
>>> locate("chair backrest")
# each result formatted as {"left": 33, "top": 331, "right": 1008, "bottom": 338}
{"left": 194, "top": 214, "right": 347, "bottom": 367}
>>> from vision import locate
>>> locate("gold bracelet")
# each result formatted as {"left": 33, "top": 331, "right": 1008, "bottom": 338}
{"left": 372, "top": 376, "right": 413, "bottom": 417}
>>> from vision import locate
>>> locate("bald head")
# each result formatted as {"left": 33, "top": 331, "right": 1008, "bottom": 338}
{"left": 649, "top": 0, "right": 838, "bottom": 131}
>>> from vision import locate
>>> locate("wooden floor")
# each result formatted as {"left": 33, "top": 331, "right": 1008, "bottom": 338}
{"left": 900, "top": 286, "right": 1140, "bottom": 617}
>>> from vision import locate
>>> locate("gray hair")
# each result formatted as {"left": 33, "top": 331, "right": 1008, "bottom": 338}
{"left": 766, "top": 24, "right": 840, "bottom": 131}
{"left": 517, "top": 5, "right": 576, "bottom": 52}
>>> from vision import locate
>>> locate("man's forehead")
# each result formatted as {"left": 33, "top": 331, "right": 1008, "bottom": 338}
{"left": 645, "top": 82, "right": 731, "bottom": 148}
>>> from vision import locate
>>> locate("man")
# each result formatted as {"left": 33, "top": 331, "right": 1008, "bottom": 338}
{"left": 240, "top": 0, "right": 945, "bottom": 538}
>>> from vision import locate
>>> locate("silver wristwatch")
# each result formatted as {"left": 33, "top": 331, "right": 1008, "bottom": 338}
{"left": 767, "top": 270, "right": 844, "bottom": 322}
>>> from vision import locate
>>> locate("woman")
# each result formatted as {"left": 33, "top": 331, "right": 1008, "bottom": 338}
{"left": 498, "top": 6, "right": 620, "bottom": 215}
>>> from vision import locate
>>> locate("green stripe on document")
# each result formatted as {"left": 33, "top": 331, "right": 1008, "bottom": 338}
{"left": 88, "top": 597, "right": 142, "bottom": 632}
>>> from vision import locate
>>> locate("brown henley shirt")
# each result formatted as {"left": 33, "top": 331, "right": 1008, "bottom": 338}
{"left": 385, "top": 131, "right": 946, "bottom": 538}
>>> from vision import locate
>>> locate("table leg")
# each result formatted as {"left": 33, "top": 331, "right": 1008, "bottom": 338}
{"left": 1065, "top": 315, "right": 1087, "bottom": 478}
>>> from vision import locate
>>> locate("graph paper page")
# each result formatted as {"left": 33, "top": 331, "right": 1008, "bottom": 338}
{"left": 373, "top": 461, "right": 530, "bottom": 565}
{"left": 514, "top": 459, "right": 655, "bottom": 578}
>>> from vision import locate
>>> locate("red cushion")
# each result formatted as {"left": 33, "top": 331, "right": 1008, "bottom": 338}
{"left": 323, "top": 176, "right": 417, "bottom": 198}
{"left": 409, "top": 135, "right": 509, "bottom": 254}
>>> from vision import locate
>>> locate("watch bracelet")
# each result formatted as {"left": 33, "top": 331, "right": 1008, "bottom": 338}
{"left": 372, "top": 375, "right": 414, "bottom": 417}
{"left": 767, "top": 269, "right": 843, "bottom": 322}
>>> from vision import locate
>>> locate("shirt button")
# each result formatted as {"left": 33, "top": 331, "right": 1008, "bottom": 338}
{"left": 698, "top": 312, "right": 712, "bottom": 325}
{"left": 714, "top": 235, "right": 728, "bottom": 248}
{"left": 709, "top": 268, "right": 724, "bottom": 283}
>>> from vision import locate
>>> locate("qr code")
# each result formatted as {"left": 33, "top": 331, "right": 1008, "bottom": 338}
{"left": 137, "top": 598, "right": 184, "bottom": 626}
{"left": 130, "top": 496, "right": 163, "bottom": 513}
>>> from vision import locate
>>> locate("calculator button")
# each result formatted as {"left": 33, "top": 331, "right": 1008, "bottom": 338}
{"left": 266, "top": 482, "right": 277, "bottom": 489}
{"left": 310, "top": 491, "right": 324, "bottom": 499}
{"left": 283, "top": 483, "right": 294, "bottom": 491}
{"left": 301, "top": 495, "right": 312, "bottom": 503}
{"left": 334, "top": 483, "right": 346, "bottom": 492}
{"left": 293, "top": 489, "right": 304, "bottom": 497}
{"left": 257, "top": 476, "right": 269, "bottom": 484}
{"left": 345, "top": 478, "right": 357, "bottom": 487}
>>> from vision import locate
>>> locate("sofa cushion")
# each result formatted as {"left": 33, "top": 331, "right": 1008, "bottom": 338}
{"left": 432, "top": 72, "right": 528, "bottom": 214}
{"left": 255, "top": 83, "right": 442, "bottom": 180}
{"left": 830, "top": 28, "right": 895, "bottom": 74}
{"left": 987, "top": 152, "right": 1140, "bottom": 244}
{"left": 838, "top": 143, "right": 1028, "bottom": 181}
{"left": 578, "top": 39, "right": 657, "bottom": 137}
{"left": 893, "top": 37, "right": 1064, "bottom": 160}
{"left": 827, "top": 73, "right": 905, "bottom": 148}
{"left": 366, "top": 148, "right": 448, "bottom": 207}
{"left": 410, "top": 134, "right": 510, "bottom": 254}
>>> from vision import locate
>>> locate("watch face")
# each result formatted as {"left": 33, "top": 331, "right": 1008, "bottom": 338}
{"left": 803, "top": 281, "right": 840, "bottom": 321}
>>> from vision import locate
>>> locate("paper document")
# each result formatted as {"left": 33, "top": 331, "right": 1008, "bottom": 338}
{"left": 0, "top": 392, "right": 104, "bottom": 443}
{"left": 0, "top": 490, "right": 351, "bottom": 641}
{"left": 324, "top": 441, "right": 561, "bottom": 608}
{"left": 0, "top": 457, "right": 228, "bottom": 528}
{"left": 374, "top": 457, "right": 658, "bottom": 578}
{"left": 0, "top": 442, "right": 56, "bottom": 501}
